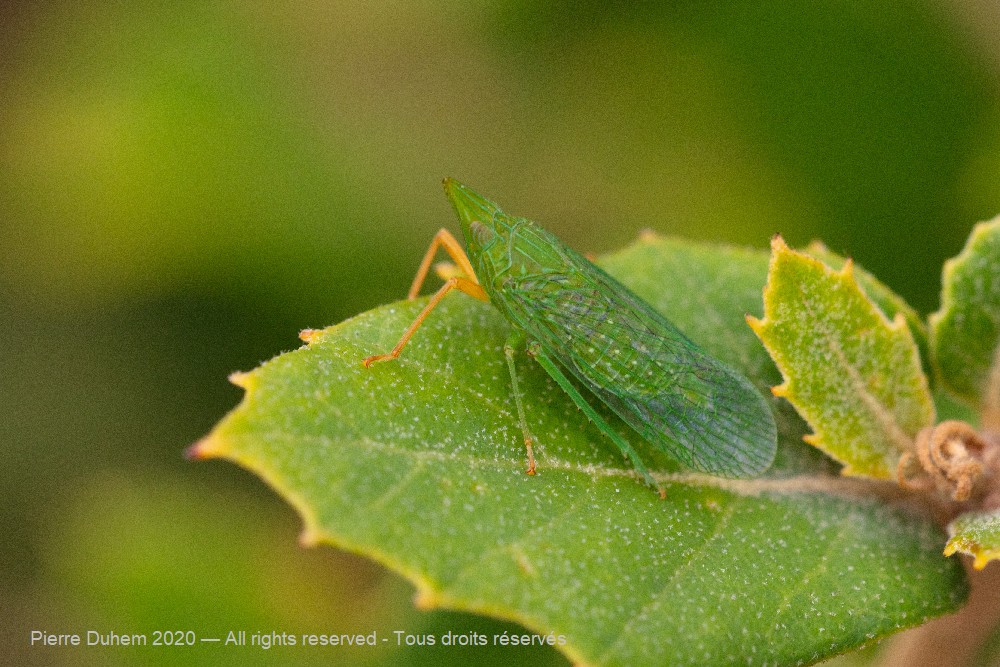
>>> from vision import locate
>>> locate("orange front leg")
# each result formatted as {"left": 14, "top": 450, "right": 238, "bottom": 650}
{"left": 364, "top": 229, "right": 489, "bottom": 367}
{"left": 407, "top": 229, "right": 480, "bottom": 299}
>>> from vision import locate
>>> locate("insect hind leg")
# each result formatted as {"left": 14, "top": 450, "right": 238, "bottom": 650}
{"left": 528, "top": 342, "right": 663, "bottom": 497}
{"left": 504, "top": 330, "right": 537, "bottom": 476}
{"left": 363, "top": 276, "right": 486, "bottom": 367}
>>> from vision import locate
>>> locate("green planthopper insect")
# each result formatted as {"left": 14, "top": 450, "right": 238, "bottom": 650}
{"left": 364, "top": 178, "right": 777, "bottom": 494}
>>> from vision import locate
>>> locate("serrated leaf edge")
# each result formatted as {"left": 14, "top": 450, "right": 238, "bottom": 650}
{"left": 929, "top": 216, "right": 1000, "bottom": 417}
{"left": 805, "top": 239, "right": 930, "bottom": 370}
{"left": 945, "top": 510, "right": 1000, "bottom": 570}
{"left": 193, "top": 249, "right": 960, "bottom": 666}
{"left": 749, "top": 236, "right": 934, "bottom": 479}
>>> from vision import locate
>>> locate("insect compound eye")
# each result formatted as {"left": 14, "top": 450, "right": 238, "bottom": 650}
{"left": 469, "top": 220, "right": 496, "bottom": 247}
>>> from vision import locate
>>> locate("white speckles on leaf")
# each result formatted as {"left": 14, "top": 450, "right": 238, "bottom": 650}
{"left": 751, "top": 237, "right": 934, "bottom": 479}
{"left": 198, "top": 237, "right": 963, "bottom": 666}
{"left": 946, "top": 509, "right": 1000, "bottom": 570}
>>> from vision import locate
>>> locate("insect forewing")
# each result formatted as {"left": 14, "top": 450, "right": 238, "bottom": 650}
{"left": 509, "top": 229, "right": 775, "bottom": 476}
{"left": 444, "top": 180, "right": 778, "bottom": 478}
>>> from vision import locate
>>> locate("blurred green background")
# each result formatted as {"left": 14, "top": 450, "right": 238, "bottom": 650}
{"left": 3, "top": 1, "right": 1000, "bottom": 664}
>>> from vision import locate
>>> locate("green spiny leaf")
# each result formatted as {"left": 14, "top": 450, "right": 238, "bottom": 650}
{"left": 195, "top": 237, "right": 963, "bottom": 666}
{"left": 749, "top": 237, "right": 935, "bottom": 479}
{"left": 946, "top": 509, "right": 1000, "bottom": 570}
{"left": 930, "top": 216, "right": 1000, "bottom": 418}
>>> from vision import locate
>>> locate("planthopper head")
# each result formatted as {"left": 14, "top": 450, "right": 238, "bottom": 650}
{"left": 442, "top": 178, "right": 553, "bottom": 305}
{"left": 442, "top": 178, "right": 513, "bottom": 261}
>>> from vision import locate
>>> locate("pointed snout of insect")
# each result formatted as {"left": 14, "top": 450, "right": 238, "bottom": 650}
{"left": 443, "top": 177, "right": 493, "bottom": 237}
{"left": 442, "top": 177, "right": 472, "bottom": 204}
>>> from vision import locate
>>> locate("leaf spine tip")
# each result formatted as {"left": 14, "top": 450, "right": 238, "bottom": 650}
{"left": 973, "top": 215, "right": 1000, "bottom": 240}
{"left": 228, "top": 370, "right": 251, "bottom": 388}
{"left": 299, "top": 527, "right": 321, "bottom": 547}
{"left": 413, "top": 588, "right": 440, "bottom": 610}
{"left": 770, "top": 382, "right": 789, "bottom": 397}
{"left": 840, "top": 257, "right": 855, "bottom": 279}
{"left": 185, "top": 436, "right": 219, "bottom": 460}
{"left": 802, "top": 433, "right": 819, "bottom": 445}
{"left": 770, "top": 234, "right": 788, "bottom": 252}
{"left": 184, "top": 440, "right": 206, "bottom": 460}
{"left": 639, "top": 228, "right": 659, "bottom": 243}
{"left": 745, "top": 314, "right": 765, "bottom": 333}
{"left": 299, "top": 328, "right": 322, "bottom": 344}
